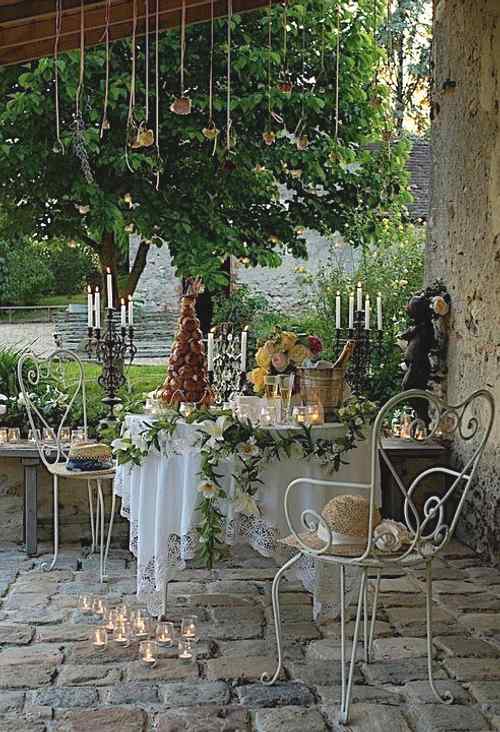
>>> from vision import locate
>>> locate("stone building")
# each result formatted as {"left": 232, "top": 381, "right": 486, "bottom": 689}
{"left": 427, "top": 0, "right": 500, "bottom": 557}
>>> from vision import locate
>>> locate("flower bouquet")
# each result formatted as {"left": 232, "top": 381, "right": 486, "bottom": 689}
{"left": 248, "top": 328, "right": 323, "bottom": 395}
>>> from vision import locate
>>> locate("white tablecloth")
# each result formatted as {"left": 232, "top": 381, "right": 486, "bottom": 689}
{"left": 114, "top": 415, "right": 379, "bottom": 619}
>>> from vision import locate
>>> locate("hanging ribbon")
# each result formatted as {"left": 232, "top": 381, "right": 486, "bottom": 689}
{"left": 202, "top": 0, "right": 219, "bottom": 153}
{"left": 180, "top": 0, "right": 186, "bottom": 97}
{"left": 53, "top": 0, "right": 64, "bottom": 153}
{"left": 75, "top": 0, "right": 85, "bottom": 120}
{"left": 100, "top": 0, "right": 112, "bottom": 137}
{"left": 226, "top": 0, "right": 232, "bottom": 151}
{"left": 155, "top": 0, "right": 161, "bottom": 188}
{"left": 125, "top": 0, "right": 138, "bottom": 170}
{"left": 145, "top": 0, "right": 150, "bottom": 122}
{"left": 335, "top": 3, "right": 340, "bottom": 140}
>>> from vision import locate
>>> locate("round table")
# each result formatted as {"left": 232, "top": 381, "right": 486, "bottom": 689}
{"left": 114, "top": 415, "right": 379, "bottom": 619}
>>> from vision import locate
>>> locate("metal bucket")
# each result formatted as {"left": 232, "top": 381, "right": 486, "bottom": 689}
{"left": 297, "top": 367, "right": 344, "bottom": 422}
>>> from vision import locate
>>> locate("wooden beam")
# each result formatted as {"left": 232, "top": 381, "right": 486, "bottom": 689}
{"left": 0, "top": 0, "right": 275, "bottom": 66}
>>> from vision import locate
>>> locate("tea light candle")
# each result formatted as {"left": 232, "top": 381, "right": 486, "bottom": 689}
{"left": 306, "top": 404, "right": 324, "bottom": 426}
{"left": 92, "top": 627, "right": 107, "bottom": 651}
{"left": 103, "top": 608, "right": 118, "bottom": 633}
{"left": 181, "top": 615, "right": 198, "bottom": 642}
{"left": 156, "top": 621, "right": 175, "bottom": 647}
{"left": 133, "top": 617, "right": 149, "bottom": 640}
{"left": 79, "top": 594, "right": 94, "bottom": 615}
{"left": 93, "top": 597, "right": 108, "bottom": 618}
{"left": 178, "top": 638, "right": 193, "bottom": 661}
{"left": 140, "top": 640, "right": 157, "bottom": 667}
{"left": 0, "top": 428, "right": 8, "bottom": 444}
{"left": 292, "top": 406, "right": 307, "bottom": 425}
{"left": 113, "top": 621, "right": 130, "bottom": 646}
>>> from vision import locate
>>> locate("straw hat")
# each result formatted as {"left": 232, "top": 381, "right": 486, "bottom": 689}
{"left": 281, "top": 494, "right": 381, "bottom": 556}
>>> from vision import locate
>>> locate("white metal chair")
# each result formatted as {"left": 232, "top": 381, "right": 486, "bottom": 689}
{"left": 263, "top": 388, "right": 495, "bottom": 725}
{"left": 17, "top": 349, "right": 117, "bottom": 582}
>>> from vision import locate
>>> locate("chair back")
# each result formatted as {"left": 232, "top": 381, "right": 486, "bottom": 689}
{"left": 17, "top": 349, "right": 88, "bottom": 469}
{"left": 210, "top": 323, "right": 244, "bottom": 405}
{"left": 370, "top": 388, "right": 495, "bottom": 560}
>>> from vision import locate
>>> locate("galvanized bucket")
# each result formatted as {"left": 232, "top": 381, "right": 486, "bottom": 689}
{"left": 297, "top": 367, "right": 344, "bottom": 422}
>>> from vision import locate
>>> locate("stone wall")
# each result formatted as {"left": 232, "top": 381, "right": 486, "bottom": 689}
{"left": 427, "top": 0, "right": 500, "bottom": 557}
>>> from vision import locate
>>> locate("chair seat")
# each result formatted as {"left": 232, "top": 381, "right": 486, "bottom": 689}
{"left": 48, "top": 462, "right": 116, "bottom": 480}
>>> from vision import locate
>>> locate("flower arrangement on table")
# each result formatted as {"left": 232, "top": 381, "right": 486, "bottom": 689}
{"left": 109, "top": 394, "right": 377, "bottom": 568}
{"left": 248, "top": 328, "right": 323, "bottom": 394}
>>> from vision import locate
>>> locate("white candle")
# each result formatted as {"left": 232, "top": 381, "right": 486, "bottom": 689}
{"left": 94, "top": 288, "right": 101, "bottom": 329}
{"left": 357, "top": 282, "right": 363, "bottom": 311}
{"left": 128, "top": 295, "right": 134, "bottom": 326}
{"left": 365, "top": 295, "right": 371, "bottom": 329}
{"left": 240, "top": 329, "right": 248, "bottom": 372}
{"left": 348, "top": 292, "right": 354, "bottom": 330}
{"left": 87, "top": 286, "right": 93, "bottom": 328}
{"left": 207, "top": 331, "right": 215, "bottom": 371}
{"left": 120, "top": 298, "right": 127, "bottom": 328}
{"left": 335, "top": 291, "right": 341, "bottom": 329}
{"left": 106, "top": 267, "right": 113, "bottom": 309}
{"left": 377, "top": 291, "right": 383, "bottom": 330}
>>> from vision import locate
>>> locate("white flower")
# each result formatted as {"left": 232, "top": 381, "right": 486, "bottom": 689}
{"left": 111, "top": 437, "right": 130, "bottom": 452}
{"left": 0, "top": 394, "right": 7, "bottom": 401}
{"left": 374, "top": 520, "right": 411, "bottom": 554}
{"left": 17, "top": 393, "right": 25, "bottom": 407}
{"left": 237, "top": 437, "right": 259, "bottom": 460}
{"left": 197, "top": 480, "right": 218, "bottom": 498}
{"left": 199, "top": 416, "right": 230, "bottom": 449}
{"left": 233, "top": 492, "right": 260, "bottom": 516}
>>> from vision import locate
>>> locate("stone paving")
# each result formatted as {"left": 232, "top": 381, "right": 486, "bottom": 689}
{"left": 0, "top": 539, "right": 500, "bottom": 731}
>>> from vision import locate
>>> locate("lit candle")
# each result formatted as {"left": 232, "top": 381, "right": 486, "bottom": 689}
{"left": 120, "top": 298, "right": 127, "bottom": 328}
{"left": 207, "top": 330, "right": 215, "bottom": 372}
{"left": 240, "top": 328, "right": 248, "bottom": 372}
{"left": 94, "top": 287, "right": 101, "bottom": 329}
{"left": 348, "top": 292, "right": 354, "bottom": 330}
{"left": 79, "top": 594, "right": 93, "bottom": 615}
{"left": 377, "top": 292, "right": 383, "bottom": 330}
{"left": 178, "top": 639, "right": 193, "bottom": 661}
{"left": 140, "top": 640, "right": 157, "bottom": 666}
{"left": 156, "top": 621, "right": 175, "bottom": 647}
{"left": 87, "top": 286, "right": 93, "bottom": 328}
{"left": 93, "top": 628, "right": 107, "bottom": 650}
{"left": 128, "top": 295, "right": 134, "bottom": 326}
{"left": 356, "top": 282, "right": 363, "bottom": 311}
{"left": 335, "top": 291, "right": 341, "bottom": 329}
{"left": 106, "top": 267, "right": 113, "bottom": 309}
{"left": 365, "top": 295, "right": 371, "bottom": 329}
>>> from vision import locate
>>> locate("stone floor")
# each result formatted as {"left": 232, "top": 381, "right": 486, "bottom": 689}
{"left": 0, "top": 540, "right": 500, "bottom": 731}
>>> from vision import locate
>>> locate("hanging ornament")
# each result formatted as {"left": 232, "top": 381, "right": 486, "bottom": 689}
{"left": 72, "top": 1, "right": 94, "bottom": 183}
{"left": 263, "top": 0, "right": 276, "bottom": 145}
{"left": 53, "top": 0, "right": 64, "bottom": 153}
{"left": 202, "top": 0, "right": 220, "bottom": 150}
{"left": 224, "top": 0, "right": 233, "bottom": 153}
{"left": 154, "top": 0, "right": 162, "bottom": 189}
{"left": 171, "top": 0, "right": 192, "bottom": 115}
{"left": 292, "top": 11, "right": 308, "bottom": 152}
{"left": 138, "top": 0, "right": 155, "bottom": 146}
{"left": 277, "top": 0, "right": 292, "bottom": 96}
{"left": 126, "top": 0, "right": 141, "bottom": 164}
{"left": 100, "top": 0, "right": 112, "bottom": 136}
{"left": 334, "top": 2, "right": 341, "bottom": 141}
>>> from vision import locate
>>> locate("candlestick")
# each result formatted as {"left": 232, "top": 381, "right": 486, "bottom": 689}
{"left": 87, "top": 286, "right": 93, "bottom": 328}
{"left": 357, "top": 282, "right": 363, "bottom": 311}
{"left": 335, "top": 291, "right": 341, "bottom": 329}
{"left": 207, "top": 330, "right": 215, "bottom": 372}
{"left": 377, "top": 292, "right": 383, "bottom": 330}
{"left": 348, "top": 292, "right": 354, "bottom": 330}
{"left": 128, "top": 295, "right": 134, "bottom": 326}
{"left": 120, "top": 298, "right": 127, "bottom": 328}
{"left": 240, "top": 328, "right": 248, "bottom": 372}
{"left": 106, "top": 267, "right": 113, "bottom": 309}
{"left": 94, "top": 287, "right": 101, "bottom": 329}
{"left": 365, "top": 295, "right": 371, "bottom": 329}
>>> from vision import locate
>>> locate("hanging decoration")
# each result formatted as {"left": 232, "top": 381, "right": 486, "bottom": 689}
{"left": 53, "top": 0, "right": 64, "bottom": 153}
{"left": 138, "top": 0, "right": 155, "bottom": 146}
{"left": 293, "top": 12, "right": 309, "bottom": 151}
{"left": 202, "top": 0, "right": 219, "bottom": 148}
{"left": 277, "top": 0, "right": 292, "bottom": 95}
{"left": 225, "top": 0, "right": 233, "bottom": 152}
{"left": 100, "top": 0, "right": 112, "bottom": 136}
{"left": 125, "top": 0, "right": 140, "bottom": 168}
{"left": 262, "top": 0, "right": 283, "bottom": 145}
{"left": 71, "top": 1, "right": 94, "bottom": 183}
{"left": 170, "top": 0, "right": 192, "bottom": 115}
{"left": 335, "top": 2, "right": 340, "bottom": 141}
{"left": 154, "top": 0, "right": 162, "bottom": 189}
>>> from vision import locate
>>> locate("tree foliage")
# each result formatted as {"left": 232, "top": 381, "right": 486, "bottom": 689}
{"left": 0, "top": 0, "right": 410, "bottom": 295}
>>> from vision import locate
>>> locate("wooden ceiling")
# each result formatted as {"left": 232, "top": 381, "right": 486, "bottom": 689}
{"left": 0, "top": 0, "right": 274, "bottom": 66}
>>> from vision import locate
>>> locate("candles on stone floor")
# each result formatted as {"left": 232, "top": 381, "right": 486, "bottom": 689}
{"left": 156, "top": 621, "right": 175, "bottom": 647}
{"left": 93, "top": 597, "right": 108, "bottom": 618}
{"left": 79, "top": 594, "right": 94, "bottom": 615}
{"left": 113, "top": 620, "right": 131, "bottom": 646}
{"left": 132, "top": 609, "right": 151, "bottom": 640}
{"left": 178, "top": 638, "right": 193, "bottom": 662}
{"left": 140, "top": 640, "right": 157, "bottom": 667}
{"left": 103, "top": 608, "right": 118, "bottom": 633}
{"left": 181, "top": 615, "right": 199, "bottom": 642}
{"left": 93, "top": 627, "right": 108, "bottom": 651}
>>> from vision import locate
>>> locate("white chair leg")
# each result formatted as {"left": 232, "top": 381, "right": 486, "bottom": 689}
{"left": 367, "top": 570, "right": 381, "bottom": 663}
{"left": 96, "top": 479, "right": 105, "bottom": 584}
{"left": 340, "top": 567, "right": 367, "bottom": 725}
{"left": 425, "top": 561, "right": 453, "bottom": 704}
{"left": 261, "top": 553, "right": 302, "bottom": 685}
{"left": 87, "top": 480, "right": 96, "bottom": 554}
{"left": 363, "top": 572, "right": 369, "bottom": 663}
{"left": 104, "top": 485, "right": 116, "bottom": 570}
{"left": 340, "top": 564, "right": 346, "bottom": 708}
{"left": 43, "top": 474, "right": 59, "bottom": 572}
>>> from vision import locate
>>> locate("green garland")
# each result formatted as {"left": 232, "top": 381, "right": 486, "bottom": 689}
{"left": 109, "top": 396, "right": 378, "bottom": 568}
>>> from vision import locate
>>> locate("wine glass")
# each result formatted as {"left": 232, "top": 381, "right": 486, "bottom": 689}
{"left": 278, "top": 374, "right": 294, "bottom": 423}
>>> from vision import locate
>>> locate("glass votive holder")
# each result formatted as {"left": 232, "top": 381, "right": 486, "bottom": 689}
{"left": 60, "top": 427, "right": 71, "bottom": 443}
{"left": 132, "top": 615, "right": 151, "bottom": 640}
{"left": 292, "top": 406, "right": 308, "bottom": 425}
{"left": 179, "top": 402, "right": 196, "bottom": 419}
{"left": 113, "top": 620, "right": 131, "bottom": 647}
{"left": 0, "top": 428, "right": 9, "bottom": 444}
{"left": 43, "top": 428, "right": 56, "bottom": 442}
{"left": 79, "top": 594, "right": 94, "bottom": 615}
{"left": 93, "top": 597, "right": 108, "bottom": 618}
{"left": 140, "top": 640, "right": 158, "bottom": 667}
{"left": 71, "top": 427, "right": 86, "bottom": 444}
{"left": 156, "top": 621, "right": 175, "bottom": 647}
{"left": 178, "top": 638, "right": 194, "bottom": 662}
{"left": 115, "top": 602, "right": 130, "bottom": 623}
{"left": 103, "top": 607, "right": 118, "bottom": 633}
{"left": 181, "top": 615, "right": 199, "bottom": 643}
{"left": 305, "top": 403, "right": 324, "bottom": 426}
{"left": 7, "top": 428, "right": 20, "bottom": 442}
{"left": 28, "top": 429, "right": 41, "bottom": 442}
{"left": 92, "top": 627, "right": 108, "bottom": 651}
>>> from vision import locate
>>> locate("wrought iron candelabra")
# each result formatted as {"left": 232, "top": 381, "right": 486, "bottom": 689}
{"left": 334, "top": 309, "right": 384, "bottom": 395}
{"left": 85, "top": 308, "right": 137, "bottom": 426}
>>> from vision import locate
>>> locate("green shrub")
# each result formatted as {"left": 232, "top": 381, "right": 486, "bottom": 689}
{"left": 41, "top": 241, "right": 100, "bottom": 297}
{"left": 0, "top": 240, "right": 54, "bottom": 305}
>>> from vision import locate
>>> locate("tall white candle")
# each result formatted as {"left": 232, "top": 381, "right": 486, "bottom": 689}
{"left": 377, "top": 292, "right": 383, "bottom": 330}
{"left": 106, "top": 267, "right": 113, "bottom": 310}
{"left": 128, "top": 295, "right": 134, "bottom": 326}
{"left": 207, "top": 331, "right": 215, "bottom": 371}
{"left": 357, "top": 282, "right": 363, "bottom": 311}
{"left": 365, "top": 295, "right": 371, "bottom": 329}
{"left": 94, "top": 287, "right": 101, "bottom": 329}
{"left": 120, "top": 298, "right": 127, "bottom": 328}
{"left": 335, "top": 291, "right": 341, "bottom": 329}
{"left": 87, "top": 286, "right": 93, "bottom": 328}
{"left": 348, "top": 292, "right": 354, "bottom": 330}
{"left": 240, "top": 329, "right": 248, "bottom": 372}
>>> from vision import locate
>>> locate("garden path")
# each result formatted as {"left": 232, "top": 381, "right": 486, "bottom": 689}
{"left": 0, "top": 540, "right": 499, "bottom": 731}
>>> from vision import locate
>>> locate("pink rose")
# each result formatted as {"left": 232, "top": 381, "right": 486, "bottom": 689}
{"left": 308, "top": 335, "right": 323, "bottom": 355}
{"left": 271, "top": 352, "right": 289, "bottom": 373}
